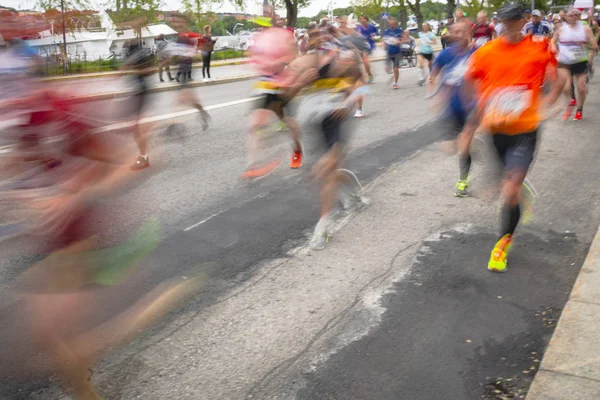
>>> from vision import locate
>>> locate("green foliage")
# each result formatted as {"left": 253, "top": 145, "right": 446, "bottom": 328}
{"left": 420, "top": 0, "right": 446, "bottom": 20}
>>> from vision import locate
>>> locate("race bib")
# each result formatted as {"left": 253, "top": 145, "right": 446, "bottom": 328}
{"left": 485, "top": 86, "right": 532, "bottom": 125}
{"left": 567, "top": 45, "right": 587, "bottom": 61}
{"left": 384, "top": 36, "right": 400, "bottom": 46}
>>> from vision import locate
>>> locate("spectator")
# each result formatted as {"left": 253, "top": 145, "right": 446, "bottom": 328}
{"left": 442, "top": 15, "right": 454, "bottom": 48}
{"left": 156, "top": 34, "right": 173, "bottom": 82}
{"left": 199, "top": 25, "right": 217, "bottom": 81}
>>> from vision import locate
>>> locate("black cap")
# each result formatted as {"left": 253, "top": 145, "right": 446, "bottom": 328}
{"left": 447, "top": 14, "right": 454, "bottom": 19}
{"left": 498, "top": 4, "right": 525, "bottom": 21}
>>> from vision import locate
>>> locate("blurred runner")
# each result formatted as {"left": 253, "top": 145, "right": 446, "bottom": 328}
{"left": 551, "top": 8, "right": 597, "bottom": 121}
{"left": 472, "top": 11, "right": 495, "bottom": 48}
{"left": 357, "top": 14, "right": 377, "bottom": 83}
{"left": 244, "top": 18, "right": 303, "bottom": 178}
{"left": 121, "top": 42, "right": 155, "bottom": 171}
{"left": 284, "top": 27, "right": 365, "bottom": 249}
{"left": 460, "top": 3, "right": 561, "bottom": 273}
{"left": 417, "top": 23, "right": 437, "bottom": 86}
{"left": 523, "top": 9, "right": 553, "bottom": 38}
{"left": 0, "top": 87, "right": 201, "bottom": 399}
{"left": 383, "top": 17, "right": 405, "bottom": 89}
{"left": 428, "top": 20, "right": 476, "bottom": 197}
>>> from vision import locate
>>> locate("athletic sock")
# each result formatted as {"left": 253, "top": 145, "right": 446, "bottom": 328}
{"left": 501, "top": 203, "right": 521, "bottom": 238}
{"left": 459, "top": 153, "right": 472, "bottom": 181}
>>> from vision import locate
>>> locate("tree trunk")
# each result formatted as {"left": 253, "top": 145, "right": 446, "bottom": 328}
{"left": 407, "top": 0, "right": 423, "bottom": 30}
{"left": 285, "top": 0, "right": 297, "bottom": 28}
{"left": 446, "top": 0, "right": 456, "bottom": 18}
{"left": 400, "top": 6, "right": 407, "bottom": 29}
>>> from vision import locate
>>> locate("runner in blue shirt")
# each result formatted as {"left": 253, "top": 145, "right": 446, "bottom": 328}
{"left": 357, "top": 14, "right": 378, "bottom": 83}
{"left": 428, "top": 20, "right": 476, "bottom": 197}
{"left": 383, "top": 17, "right": 405, "bottom": 89}
{"left": 523, "top": 9, "right": 553, "bottom": 38}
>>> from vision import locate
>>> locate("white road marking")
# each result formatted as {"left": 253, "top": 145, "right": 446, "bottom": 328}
{"left": 184, "top": 210, "right": 225, "bottom": 232}
{"left": 94, "top": 97, "right": 259, "bottom": 133}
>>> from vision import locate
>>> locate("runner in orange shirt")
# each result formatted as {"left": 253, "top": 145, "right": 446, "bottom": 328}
{"left": 458, "top": 3, "right": 561, "bottom": 273}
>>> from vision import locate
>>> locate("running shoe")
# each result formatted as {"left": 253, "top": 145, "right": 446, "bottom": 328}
{"left": 454, "top": 180, "right": 469, "bottom": 197}
{"left": 392, "top": 82, "right": 399, "bottom": 90}
{"left": 354, "top": 109, "right": 364, "bottom": 118}
{"left": 309, "top": 229, "right": 328, "bottom": 250}
{"left": 573, "top": 110, "right": 583, "bottom": 121}
{"left": 562, "top": 99, "right": 576, "bottom": 121}
{"left": 290, "top": 149, "right": 303, "bottom": 169}
{"left": 367, "top": 74, "right": 374, "bottom": 84}
{"left": 131, "top": 155, "right": 150, "bottom": 171}
{"left": 417, "top": 79, "right": 426, "bottom": 86}
{"left": 488, "top": 234, "right": 512, "bottom": 273}
{"left": 242, "top": 159, "right": 280, "bottom": 180}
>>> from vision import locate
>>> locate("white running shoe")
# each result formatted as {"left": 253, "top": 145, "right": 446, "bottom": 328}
{"left": 392, "top": 82, "right": 399, "bottom": 90}
{"left": 354, "top": 109, "right": 364, "bottom": 118}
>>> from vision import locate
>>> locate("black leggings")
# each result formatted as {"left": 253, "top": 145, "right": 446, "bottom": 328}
{"left": 202, "top": 52, "right": 212, "bottom": 79}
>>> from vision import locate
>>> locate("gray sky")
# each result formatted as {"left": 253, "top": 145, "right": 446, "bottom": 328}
{"left": 1, "top": 0, "right": 352, "bottom": 17}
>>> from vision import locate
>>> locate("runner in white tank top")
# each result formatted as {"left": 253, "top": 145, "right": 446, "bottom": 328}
{"left": 551, "top": 8, "right": 597, "bottom": 120}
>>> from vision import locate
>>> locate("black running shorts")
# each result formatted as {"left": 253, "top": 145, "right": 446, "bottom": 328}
{"left": 492, "top": 130, "right": 538, "bottom": 174}
{"left": 558, "top": 61, "right": 588, "bottom": 76}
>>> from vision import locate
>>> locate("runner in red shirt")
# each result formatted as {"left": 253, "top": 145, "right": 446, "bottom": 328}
{"left": 472, "top": 10, "right": 496, "bottom": 47}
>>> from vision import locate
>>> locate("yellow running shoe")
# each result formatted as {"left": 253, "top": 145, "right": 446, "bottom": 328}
{"left": 488, "top": 234, "right": 513, "bottom": 273}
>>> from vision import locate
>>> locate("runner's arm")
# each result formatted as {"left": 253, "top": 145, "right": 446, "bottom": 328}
{"left": 584, "top": 25, "right": 598, "bottom": 51}
{"left": 550, "top": 27, "right": 560, "bottom": 54}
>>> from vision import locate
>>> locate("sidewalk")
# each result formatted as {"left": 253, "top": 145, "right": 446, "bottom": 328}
{"left": 527, "top": 227, "right": 600, "bottom": 399}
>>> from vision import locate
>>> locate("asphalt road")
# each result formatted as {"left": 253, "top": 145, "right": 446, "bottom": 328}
{"left": 1, "top": 61, "right": 600, "bottom": 400}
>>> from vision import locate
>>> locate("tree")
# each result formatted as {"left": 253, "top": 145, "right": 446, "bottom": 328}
{"left": 420, "top": 0, "right": 445, "bottom": 21}
{"left": 406, "top": 0, "right": 422, "bottom": 29}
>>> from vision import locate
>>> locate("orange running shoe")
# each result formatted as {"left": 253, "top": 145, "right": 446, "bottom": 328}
{"left": 242, "top": 159, "right": 280, "bottom": 179}
{"left": 290, "top": 149, "right": 303, "bottom": 169}
{"left": 573, "top": 110, "right": 583, "bottom": 121}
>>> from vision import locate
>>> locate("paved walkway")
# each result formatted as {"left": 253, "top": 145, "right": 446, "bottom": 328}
{"left": 527, "top": 227, "right": 600, "bottom": 399}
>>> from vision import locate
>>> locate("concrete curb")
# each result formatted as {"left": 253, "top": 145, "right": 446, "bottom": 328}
{"left": 526, "top": 225, "right": 600, "bottom": 399}
{"left": 40, "top": 58, "right": 252, "bottom": 82}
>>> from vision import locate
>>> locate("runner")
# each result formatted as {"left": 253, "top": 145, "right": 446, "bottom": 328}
{"left": 472, "top": 11, "right": 495, "bottom": 48}
{"left": 428, "top": 20, "right": 476, "bottom": 197}
{"left": 244, "top": 21, "right": 303, "bottom": 178}
{"left": 523, "top": 9, "right": 553, "bottom": 38}
{"left": 357, "top": 14, "right": 378, "bottom": 83}
{"left": 121, "top": 42, "right": 155, "bottom": 171}
{"left": 417, "top": 23, "right": 437, "bottom": 86}
{"left": 282, "top": 27, "right": 364, "bottom": 249}
{"left": 459, "top": 3, "right": 561, "bottom": 273}
{"left": 383, "top": 17, "right": 405, "bottom": 89}
{"left": 551, "top": 8, "right": 597, "bottom": 121}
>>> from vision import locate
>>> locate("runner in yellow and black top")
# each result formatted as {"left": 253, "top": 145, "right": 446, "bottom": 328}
{"left": 282, "top": 27, "right": 366, "bottom": 249}
{"left": 460, "top": 3, "right": 561, "bottom": 273}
